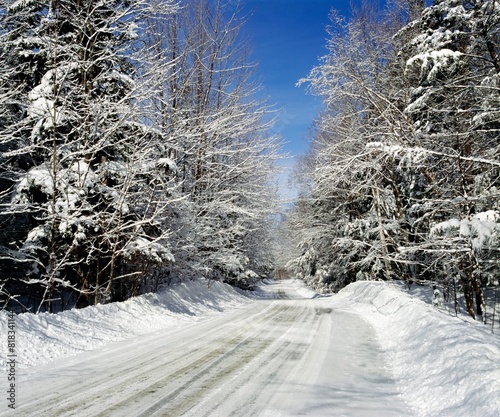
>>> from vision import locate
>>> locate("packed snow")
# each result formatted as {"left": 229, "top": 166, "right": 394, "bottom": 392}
{"left": 0, "top": 280, "right": 252, "bottom": 369}
{"left": 1, "top": 279, "right": 499, "bottom": 416}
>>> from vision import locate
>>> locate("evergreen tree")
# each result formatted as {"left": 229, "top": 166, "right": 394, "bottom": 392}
{"left": 0, "top": 0, "right": 176, "bottom": 312}
{"left": 287, "top": 0, "right": 499, "bottom": 321}
{"left": 401, "top": 0, "right": 500, "bottom": 318}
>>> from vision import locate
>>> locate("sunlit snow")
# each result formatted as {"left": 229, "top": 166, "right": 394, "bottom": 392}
{"left": 1, "top": 279, "right": 499, "bottom": 416}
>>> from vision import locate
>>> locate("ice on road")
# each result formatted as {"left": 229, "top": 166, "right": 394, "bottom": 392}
{"left": 15, "top": 281, "right": 411, "bottom": 416}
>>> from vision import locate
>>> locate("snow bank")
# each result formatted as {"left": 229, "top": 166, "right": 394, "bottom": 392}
{"left": 334, "top": 281, "right": 500, "bottom": 417}
{"left": 290, "top": 279, "right": 328, "bottom": 299}
{"left": 2, "top": 278, "right": 499, "bottom": 417}
{"left": 0, "top": 280, "right": 252, "bottom": 369}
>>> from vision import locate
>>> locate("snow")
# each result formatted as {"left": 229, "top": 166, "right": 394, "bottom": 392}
{"left": 24, "top": 225, "right": 48, "bottom": 245}
{"left": 404, "top": 48, "right": 463, "bottom": 104}
{"left": 407, "top": 49, "right": 463, "bottom": 69}
{"left": 8, "top": 0, "right": 38, "bottom": 13}
{"left": 0, "top": 280, "right": 251, "bottom": 370}
{"left": 1, "top": 279, "right": 499, "bottom": 416}
{"left": 333, "top": 281, "right": 500, "bottom": 417}
{"left": 365, "top": 142, "right": 428, "bottom": 166}
{"left": 430, "top": 210, "right": 500, "bottom": 249}
{"left": 27, "top": 64, "right": 79, "bottom": 133}
{"left": 123, "top": 236, "right": 174, "bottom": 263}
{"left": 156, "top": 157, "right": 177, "bottom": 173}
{"left": 13, "top": 164, "right": 54, "bottom": 203}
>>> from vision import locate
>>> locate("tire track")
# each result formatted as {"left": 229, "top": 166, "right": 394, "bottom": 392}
{"left": 16, "top": 300, "right": 298, "bottom": 417}
{"left": 184, "top": 300, "right": 320, "bottom": 417}
{"left": 100, "top": 303, "right": 304, "bottom": 417}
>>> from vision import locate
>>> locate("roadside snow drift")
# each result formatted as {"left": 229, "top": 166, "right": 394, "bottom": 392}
{"left": 0, "top": 280, "right": 252, "bottom": 369}
{"left": 334, "top": 281, "right": 500, "bottom": 417}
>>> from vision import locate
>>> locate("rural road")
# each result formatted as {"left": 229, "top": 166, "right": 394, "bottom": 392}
{"left": 15, "top": 281, "right": 412, "bottom": 416}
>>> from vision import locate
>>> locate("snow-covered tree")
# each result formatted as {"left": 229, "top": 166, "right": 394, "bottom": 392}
{"left": 399, "top": 0, "right": 500, "bottom": 318}
{"left": 287, "top": 0, "right": 499, "bottom": 321}
{"left": 0, "top": 0, "right": 177, "bottom": 312}
{"left": 288, "top": 2, "right": 418, "bottom": 291}
{"left": 143, "top": 0, "right": 281, "bottom": 288}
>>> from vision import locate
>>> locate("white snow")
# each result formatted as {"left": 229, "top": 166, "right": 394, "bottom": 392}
{"left": 1, "top": 279, "right": 499, "bottom": 416}
{"left": 407, "top": 49, "right": 463, "bottom": 69}
{"left": 156, "top": 157, "right": 178, "bottom": 173}
{"left": 24, "top": 225, "right": 49, "bottom": 245}
{"left": 0, "top": 280, "right": 252, "bottom": 369}
{"left": 406, "top": 48, "right": 463, "bottom": 84}
{"left": 123, "top": 236, "right": 174, "bottom": 263}
{"left": 430, "top": 210, "right": 500, "bottom": 249}
{"left": 332, "top": 280, "right": 500, "bottom": 417}
{"left": 13, "top": 164, "right": 54, "bottom": 203}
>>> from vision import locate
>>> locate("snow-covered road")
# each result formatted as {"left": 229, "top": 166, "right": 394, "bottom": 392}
{"left": 14, "top": 281, "right": 411, "bottom": 417}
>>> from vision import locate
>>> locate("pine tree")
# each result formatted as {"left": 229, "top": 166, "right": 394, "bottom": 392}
{"left": 0, "top": 0, "right": 176, "bottom": 312}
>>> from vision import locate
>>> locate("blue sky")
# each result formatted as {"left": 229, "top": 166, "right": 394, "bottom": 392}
{"left": 241, "top": 1, "right": 353, "bottom": 158}
{"left": 239, "top": 1, "right": 353, "bottom": 199}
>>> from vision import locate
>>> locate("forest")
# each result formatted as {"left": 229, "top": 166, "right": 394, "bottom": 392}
{"left": 285, "top": 0, "right": 500, "bottom": 322}
{"left": 0, "top": 0, "right": 280, "bottom": 312}
{"left": 0, "top": 0, "right": 499, "bottom": 323}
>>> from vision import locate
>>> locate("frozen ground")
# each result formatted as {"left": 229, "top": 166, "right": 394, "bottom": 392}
{"left": 1, "top": 279, "right": 499, "bottom": 416}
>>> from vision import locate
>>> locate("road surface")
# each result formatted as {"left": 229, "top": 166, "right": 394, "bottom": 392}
{"left": 15, "top": 281, "right": 412, "bottom": 416}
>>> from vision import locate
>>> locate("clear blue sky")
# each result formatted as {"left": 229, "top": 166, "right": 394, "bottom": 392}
{"left": 240, "top": 1, "right": 354, "bottom": 200}
{"left": 242, "top": 0, "right": 353, "bottom": 158}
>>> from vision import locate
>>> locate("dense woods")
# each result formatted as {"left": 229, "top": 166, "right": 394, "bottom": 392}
{"left": 0, "top": 0, "right": 280, "bottom": 312}
{"left": 1, "top": 0, "right": 499, "bottom": 322}
{"left": 285, "top": 0, "right": 499, "bottom": 321}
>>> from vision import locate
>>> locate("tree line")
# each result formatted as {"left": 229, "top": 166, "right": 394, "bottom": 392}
{"left": 285, "top": 0, "right": 499, "bottom": 322}
{"left": 0, "top": 0, "right": 281, "bottom": 313}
